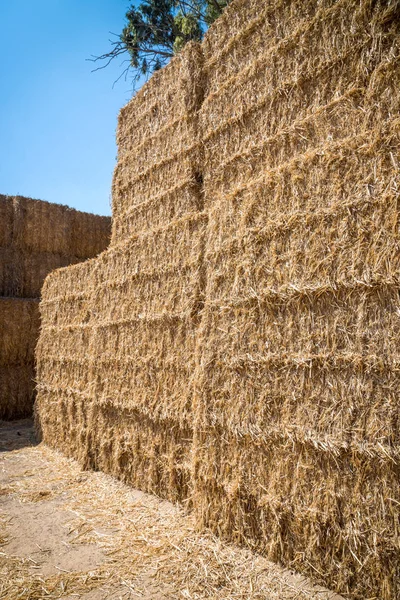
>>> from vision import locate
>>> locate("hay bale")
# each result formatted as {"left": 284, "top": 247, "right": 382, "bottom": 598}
{"left": 0, "top": 298, "right": 40, "bottom": 419}
{"left": 0, "top": 364, "right": 36, "bottom": 420}
{"left": 19, "top": 251, "right": 85, "bottom": 298}
{"left": 0, "top": 195, "right": 111, "bottom": 298}
{"left": 69, "top": 210, "right": 112, "bottom": 258}
{"left": 37, "top": 42, "right": 206, "bottom": 501}
{"left": 0, "top": 298, "right": 40, "bottom": 366}
{"left": 12, "top": 196, "right": 70, "bottom": 255}
{"left": 36, "top": 259, "right": 98, "bottom": 398}
{"left": 37, "top": 213, "right": 206, "bottom": 501}
{"left": 0, "top": 247, "right": 19, "bottom": 297}
{"left": 111, "top": 42, "right": 204, "bottom": 244}
{"left": 0, "top": 247, "right": 90, "bottom": 298}
{"left": 0, "top": 196, "right": 111, "bottom": 420}
{"left": 11, "top": 196, "right": 111, "bottom": 258}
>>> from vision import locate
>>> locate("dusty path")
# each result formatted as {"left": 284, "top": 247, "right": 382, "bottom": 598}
{"left": 0, "top": 420, "right": 344, "bottom": 600}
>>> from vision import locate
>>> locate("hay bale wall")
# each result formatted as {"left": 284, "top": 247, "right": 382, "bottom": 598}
{"left": 0, "top": 195, "right": 111, "bottom": 297}
{"left": 0, "top": 195, "right": 111, "bottom": 419}
{"left": 35, "top": 1, "right": 400, "bottom": 598}
{"left": 37, "top": 42, "right": 206, "bottom": 502}
{"left": 193, "top": 1, "right": 400, "bottom": 598}
{"left": 111, "top": 42, "right": 204, "bottom": 244}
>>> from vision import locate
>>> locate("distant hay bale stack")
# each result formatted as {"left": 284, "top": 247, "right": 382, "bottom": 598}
{"left": 0, "top": 195, "right": 112, "bottom": 298}
{"left": 0, "top": 195, "right": 14, "bottom": 248}
{"left": 193, "top": 0, "right": 400, "bottom": 598}
{"left": 0, "top": 298, "right": 39, "bottom": 419}
{"left": 0, "top": 195, "right": 111, "bottom": 419}
{"left": 0, "top": 249, "right": 87, "bottom": 298}
{"left": 11, "top": 196, "right": 111, "bottom": 257}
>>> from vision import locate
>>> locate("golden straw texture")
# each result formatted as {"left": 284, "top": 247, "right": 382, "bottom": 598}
{"left": 37, "top": 39, "right": 207, "bottom": 504}
{"left": 111, "top": 43, "right": 204, "bottom": 244}
{"left": 0, "top": 195, "right": 111, "bottom": 418}
{"left": 0, "top": 195, "right": 111, "bottom": 297}
{"left": 35, "top": 1, "right": 400, "bottom": 598}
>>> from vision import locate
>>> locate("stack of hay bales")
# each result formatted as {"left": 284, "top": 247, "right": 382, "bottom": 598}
{"left": 36, "top": 44, "right": 206, "bottom": 501}
{"left": 35, "top": 0, "right": 400, "bottom": 598}
{"left": 0, "top": 297, "right": 40, "bottom": 419}
{"left": 0, "top": 195, "right": 111, "bottom": 419}
{"left": 193, "top": 1, "right": 400, "bottom": 598}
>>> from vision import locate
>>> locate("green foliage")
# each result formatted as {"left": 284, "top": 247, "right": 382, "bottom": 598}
{"left": 93, "top": 0, "right": 231, "bottom": 86}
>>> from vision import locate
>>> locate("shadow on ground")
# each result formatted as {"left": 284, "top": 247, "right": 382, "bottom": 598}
{"left": 0, "top": 418, "right": 38, "bottom": 452}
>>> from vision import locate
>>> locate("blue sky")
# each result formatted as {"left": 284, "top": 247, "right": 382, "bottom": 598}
{"left": 0, "top": 1, "right": 140, "bottom": 216}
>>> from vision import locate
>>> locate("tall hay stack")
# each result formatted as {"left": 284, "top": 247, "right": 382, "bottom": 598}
{"left": 0, "top": 195, "right": 111, "bottom": 419}
{"left": 111, "top": 42, "right": 204, "bottom": 243}
{"left": 193, "top": 0, "right": 400, "bottom": 598}
{"left": 37, "top": 43, "right": 206, "bottom": 502}
{"left": 35, "top": 0, "right": 400, "bottom": 598}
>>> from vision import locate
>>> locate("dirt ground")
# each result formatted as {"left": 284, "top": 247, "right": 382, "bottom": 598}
{"left": 0, "top": 419, "right": 344, "bottom": 600}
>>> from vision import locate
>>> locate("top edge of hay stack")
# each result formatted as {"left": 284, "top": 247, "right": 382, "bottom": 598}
{"left": 35, "top": 0, "right": 400, "bottom": 598}
{"left": 0, "top": 194, "right": 111, "bottom": 298}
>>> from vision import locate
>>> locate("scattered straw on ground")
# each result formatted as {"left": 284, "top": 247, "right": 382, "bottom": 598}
{"left": 0, "top": 421, "right": 343, "bottom": 600}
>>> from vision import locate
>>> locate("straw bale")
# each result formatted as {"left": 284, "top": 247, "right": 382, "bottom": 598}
{"left": 37, "top": 205, "right": 206, "bottom": 501}
{"left": 36, "top": 390, "right": 192, "bottom": 502}
{"left": 0, "top": 247, "right": 18, "bottom": 297}
{"left": 0, "top": 195, "right": 110, "bottom": 420}
{"left": 12, "top": 196, "right": 70, "bottom": 254}
{"left": 69, "top": 209, "right": 112, "bottom": 258}
{"left": 111, "top": 42, "right": 204, "bottom": 243}
{"left": 20, "top": 251, "right": 86, "bottom": 298}
{"left": 0, "top": 298, "right": 40, "bottom": 366}
{"left": 193, "top": 1, "right": 400, "bottom": 598}
{"left": 0, "top": 364, "right": 36, "bottom": 420}
{"left": 0, "top": 298, "right": 39, "bottom": 419}
{"left": 11, "top": 195, "right": 111, "bottom": 257}
{"left": 193, "top": 431, "right": 400, "bottom": 598}
{"left": 0, "top": 247, "right": 88, "bottom": 298}
{"left": 36, "top": 260, "right": 98, "bottom": 397}
{"left": 37, "top": 41, "right": 207, "bottom": 500}
{"left": 0, "top": 195, "right": 111, "bottom": 298}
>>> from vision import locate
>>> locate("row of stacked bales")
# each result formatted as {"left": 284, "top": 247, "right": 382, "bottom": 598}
{"left": 35, "top": 0, "right": 400, "bottom": 597}
{"left": 0, "top": 194, "right": 111, "bottom": 419}
{"left": 0, "top": 195, "right": 110, "bottom": 297}
{"left": 193, "top": 0, "right": 400, "bottom": 598}
{"left": 111, "top": 43, "right": 204, "bottom": 243}
{"left": 36, "top": 43, "right": 207, "bottom": 503}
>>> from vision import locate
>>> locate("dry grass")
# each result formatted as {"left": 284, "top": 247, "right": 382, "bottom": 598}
{"left": 0, "top": 432, "right": 343, "bottom": 600}
{"left": 35, "top": 1, "right": 400, "bottom": 598}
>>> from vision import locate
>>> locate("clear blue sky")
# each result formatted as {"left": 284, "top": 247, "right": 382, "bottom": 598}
{"left": 0, "top": 1, "right": 140, "bottom": 216}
